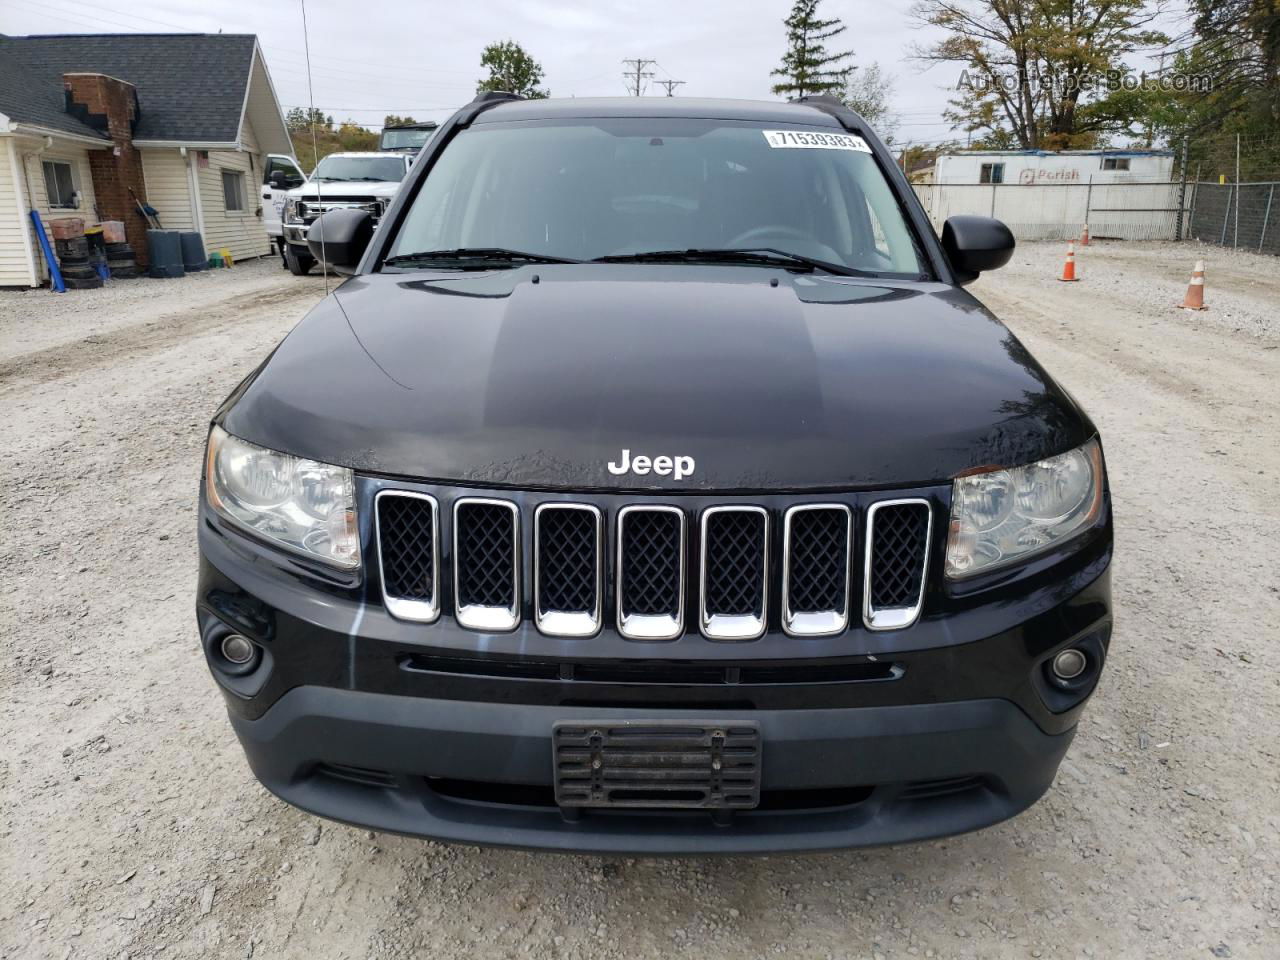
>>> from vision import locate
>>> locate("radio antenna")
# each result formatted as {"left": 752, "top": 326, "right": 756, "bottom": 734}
{"left": 300, "top": 0, "right": 328, "bottom": 295}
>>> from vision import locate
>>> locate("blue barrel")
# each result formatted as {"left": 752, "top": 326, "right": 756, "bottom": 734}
{"left": 179, "top": 231, "right": 207, "bottom": 272}
{"left": 146, "top": 230, "right": 184, "bottom": 279}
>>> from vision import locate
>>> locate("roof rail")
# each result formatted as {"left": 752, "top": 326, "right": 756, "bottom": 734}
{"left": 791, "top": 93, "right": 866, "bottom": 133}
{"left": 456, "top": 90, "right": 525, "bottom": 127}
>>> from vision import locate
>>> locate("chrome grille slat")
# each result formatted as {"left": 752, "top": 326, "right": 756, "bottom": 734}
{"left": 781, "top": 504, "right": 851, "bottom": 637}
{"left": 374, "top": 491, "right": 440, "bottom": 623}
{"left": 616, "top": 506, "right": 685, "bottom": 640}
{"left": 534, "top": 503, "right": 602, "bottom": 637}
{"left": 453, "top": 498, "right": 520, "bottom": 632}
{"left": 371, "top": 490, "right": 933, "bottom": 639}
{"left": 863, "top": 499, "right": 932, "bottom": 631}
{"left": 699, "top": 506, "right": 768, "bottom": 641}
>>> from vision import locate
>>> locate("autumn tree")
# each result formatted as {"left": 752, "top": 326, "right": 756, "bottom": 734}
{"left": 1142, "top": 0, "right": 1280, "bottom": 176}
{"left": 383, "top": 115, "right": 418, "bottom": 128}
{"left": 477, "top": 41, "right": 549, "bottom": 99}
{"left": 911, "top": 0, "right": 1168, "bottom": 149}
{"left": 771, "top": 0, "right": 855, "bottom": 98}
{"left": 285, "top": 107, "right": 332, "bottom": 133}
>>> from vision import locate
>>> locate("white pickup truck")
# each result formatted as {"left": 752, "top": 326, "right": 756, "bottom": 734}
{"left": 280, "top": 152, "right": 411, "bottom": 275}
{"left": 261, "top": 154, "right": 308, "bottom": 264}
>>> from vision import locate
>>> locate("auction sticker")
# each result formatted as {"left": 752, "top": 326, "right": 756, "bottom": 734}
{"left": 762, "top": 130, "right": 871, "bottom": 152}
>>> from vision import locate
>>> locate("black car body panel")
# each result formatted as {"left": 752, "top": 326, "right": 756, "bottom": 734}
{"left": 198, "top": 94, "right": 1113, "bottom": 854}
{"left": 221, "top": 266, "right": 1092, "bottom": 490}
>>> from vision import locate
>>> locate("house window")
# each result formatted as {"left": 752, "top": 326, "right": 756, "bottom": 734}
{"left": 42, "top": 160, "right": 78, "bottom": 208}
{"left": 222, "top": 170, "right": 246, "bottom": 212}
{"left": 1101, "top": 157, "right": 1130, "bottom": 171}
{"left": 979, "top": 162, "right": 1005, "bottom": 184}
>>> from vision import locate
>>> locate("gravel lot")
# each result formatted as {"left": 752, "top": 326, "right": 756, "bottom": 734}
{"left": 2, "top": 243, "right": 1278, "bottom": 960}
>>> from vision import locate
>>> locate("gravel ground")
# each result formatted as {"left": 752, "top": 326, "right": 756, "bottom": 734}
{"left": 2, "top": 241, "right": 1277, "bottom": 959}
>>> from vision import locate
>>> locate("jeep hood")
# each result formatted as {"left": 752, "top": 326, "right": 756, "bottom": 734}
{"left": 221, "top": 265, "right": 1094, "bottom": 490}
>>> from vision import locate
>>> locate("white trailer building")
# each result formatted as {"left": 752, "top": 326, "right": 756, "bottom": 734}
{"left": 933, "top": 149, "right": 1174, "bottom": 186}
{"left": 915, "top": 149, "right": 1180, "bottom": 241}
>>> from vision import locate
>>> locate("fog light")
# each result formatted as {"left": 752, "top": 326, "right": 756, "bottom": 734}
{"left": 1052, "top": 648, "right": 1088, "bottom": 680}
{"left": 221, "top": 634, "right": 255, "bottom": 665}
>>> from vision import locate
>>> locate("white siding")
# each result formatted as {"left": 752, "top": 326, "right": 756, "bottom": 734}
{"left": 7, "top": 137, "right": 102, "bottom": 284}
{"left": 933, "top": 153, "right": 1175, "bottom": 185}
{"left": 141, "top": 149, "right": 195, "bottom": 233}
{"left": 196, "top": 119, "right": 271, "bottom": 262}
{"left": 0, "top": 138, "right": 34, "bottom": 287}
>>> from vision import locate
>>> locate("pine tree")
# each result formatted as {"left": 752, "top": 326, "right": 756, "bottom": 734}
{"left": 771, "top": 0, "right": 854, "bottom": 98}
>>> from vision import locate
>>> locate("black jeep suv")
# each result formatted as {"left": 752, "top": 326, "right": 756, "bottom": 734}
{"left": 197, "top": 93, "right": 1112, "bottom": 854}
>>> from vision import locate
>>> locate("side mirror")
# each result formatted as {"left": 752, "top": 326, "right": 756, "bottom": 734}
{"left": 268, "top": 170, "right": 289, "bottom": 189}
{"left": 941, "top": 215, "right": 1015, "bottom": 285}
{"left": 307, "top": 209, "right": 373, "bottom": 275}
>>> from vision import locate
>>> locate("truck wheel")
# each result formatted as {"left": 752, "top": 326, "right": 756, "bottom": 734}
{"left": 285, "top": 245, "right": 314, "bottom": 276}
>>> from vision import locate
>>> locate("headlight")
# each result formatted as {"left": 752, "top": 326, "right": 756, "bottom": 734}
{"left": 205, "top": 426, "right": 360, "bottom": 569}
{"left": 285, "top": 198, "right": 299, "bottom": 222}
{"left": 945, "top": 438, "right": 1103, "bottom": 578}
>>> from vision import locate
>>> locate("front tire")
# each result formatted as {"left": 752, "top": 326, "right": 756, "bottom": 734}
{"left": 285, "top": 244, "right": 314, "bottom": 276}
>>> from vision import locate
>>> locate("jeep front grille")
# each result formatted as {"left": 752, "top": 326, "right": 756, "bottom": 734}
{"left": 699, "top": 507, "right": 768, "bottom": 640}
{"left": 781, "top": 505, "right": 852, "bottom": 636}
{"left": 373, "top": 489, "right": 934, "bottom": 639}
{"left": 863, "top": 499, "right": 932, "bottom": 631}
{"left": 374, "top": 491, "right": 439, "bottom": 622}
{"left": 453, "top": 498, "right": 520, "bottom": 632}
{"left": 616, "top": 506, "right": 685, "bottom": 640}
{"left": 535, "top": 504, "right": 602, "bottom": 637}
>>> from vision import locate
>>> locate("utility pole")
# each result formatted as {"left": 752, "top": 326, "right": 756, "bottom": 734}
{"left": 622, "top": 58, "right": 656, "bottom": 96}
{"left": 655, "top": 79, "right": 685, "bottom": 97}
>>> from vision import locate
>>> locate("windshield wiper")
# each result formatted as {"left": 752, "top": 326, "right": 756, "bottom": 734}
{"left": 384, "top": 248, "right": 583, "bottom": 269}
{"left": 592, "top": 247, "right": 876, "bottom": 277}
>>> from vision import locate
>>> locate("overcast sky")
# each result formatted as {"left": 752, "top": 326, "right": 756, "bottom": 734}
{"left": 1, "top": 0, "right": 1184, "bottom": 148}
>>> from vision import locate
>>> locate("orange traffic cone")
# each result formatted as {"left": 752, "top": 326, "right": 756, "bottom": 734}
{"left": 1179, "top": 260, "right": 1207, "bottom": 310}
{"left": 1080, "top": 223, "right": 1090, "bottom": 246}
{"left": 1059, "top": 241, "right": 1079, "bottom": 282}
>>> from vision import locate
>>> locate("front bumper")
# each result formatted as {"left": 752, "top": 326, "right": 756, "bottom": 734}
{"left": 283, "top": 221, "right": 309, "bottom": 245}
{"left": 230, "top": 687, "right": 1074, "bottom": 854}
{"left": 197, "top": 505, "right": 1110, "bottom": 853}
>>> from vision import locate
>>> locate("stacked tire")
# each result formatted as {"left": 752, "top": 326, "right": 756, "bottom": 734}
{"left": 105, "top": 241, "right": 139, "bottom": 279}
{"left": 55, "top": 235, "right": 102, "bottom": 290}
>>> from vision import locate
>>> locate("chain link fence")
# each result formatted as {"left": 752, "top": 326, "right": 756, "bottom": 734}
{"left": 1186, "top": 181, "right": 1280, "bottom": 255}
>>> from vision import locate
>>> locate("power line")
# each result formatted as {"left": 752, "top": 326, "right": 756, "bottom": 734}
{"left": 621, "top": 58, "right": 656, "bottom": 97}
{"left": 655, "top": 79, "right": 686, "bottom": 97}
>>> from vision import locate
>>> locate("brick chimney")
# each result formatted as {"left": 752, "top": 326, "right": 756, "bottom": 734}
{"left": 63, "top": 73, "right": 151, "bottom": 265}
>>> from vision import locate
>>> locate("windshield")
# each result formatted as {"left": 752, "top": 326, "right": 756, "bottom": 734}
{"left": 387, "top": 118, "right": 925, "bottom": 276}
{"left": 380, "top": 128, "right": 435, "bottom": 151}
{"left": 312, "top": 155, "right": 406, "bottom": 182}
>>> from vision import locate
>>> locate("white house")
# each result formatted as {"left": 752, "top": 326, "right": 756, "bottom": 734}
{"left": 0, "top": 33, "right": 295, "bottom": 287}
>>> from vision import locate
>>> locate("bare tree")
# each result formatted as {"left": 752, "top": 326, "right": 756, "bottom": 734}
{"left": 842, "top": 62, "right": 900, "bottom": 141}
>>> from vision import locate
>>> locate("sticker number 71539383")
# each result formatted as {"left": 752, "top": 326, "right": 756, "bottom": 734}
{"left": 761, "top": 130, "right": 871, "bottom": 152}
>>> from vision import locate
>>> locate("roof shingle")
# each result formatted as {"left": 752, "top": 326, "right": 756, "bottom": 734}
{"left": 0, "top": 33, "right": 256, "bottom": 143}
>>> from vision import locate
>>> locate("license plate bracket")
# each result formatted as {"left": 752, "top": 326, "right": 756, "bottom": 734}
{"left": 553, "top": 720, "right": 761, "bottom": 809}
